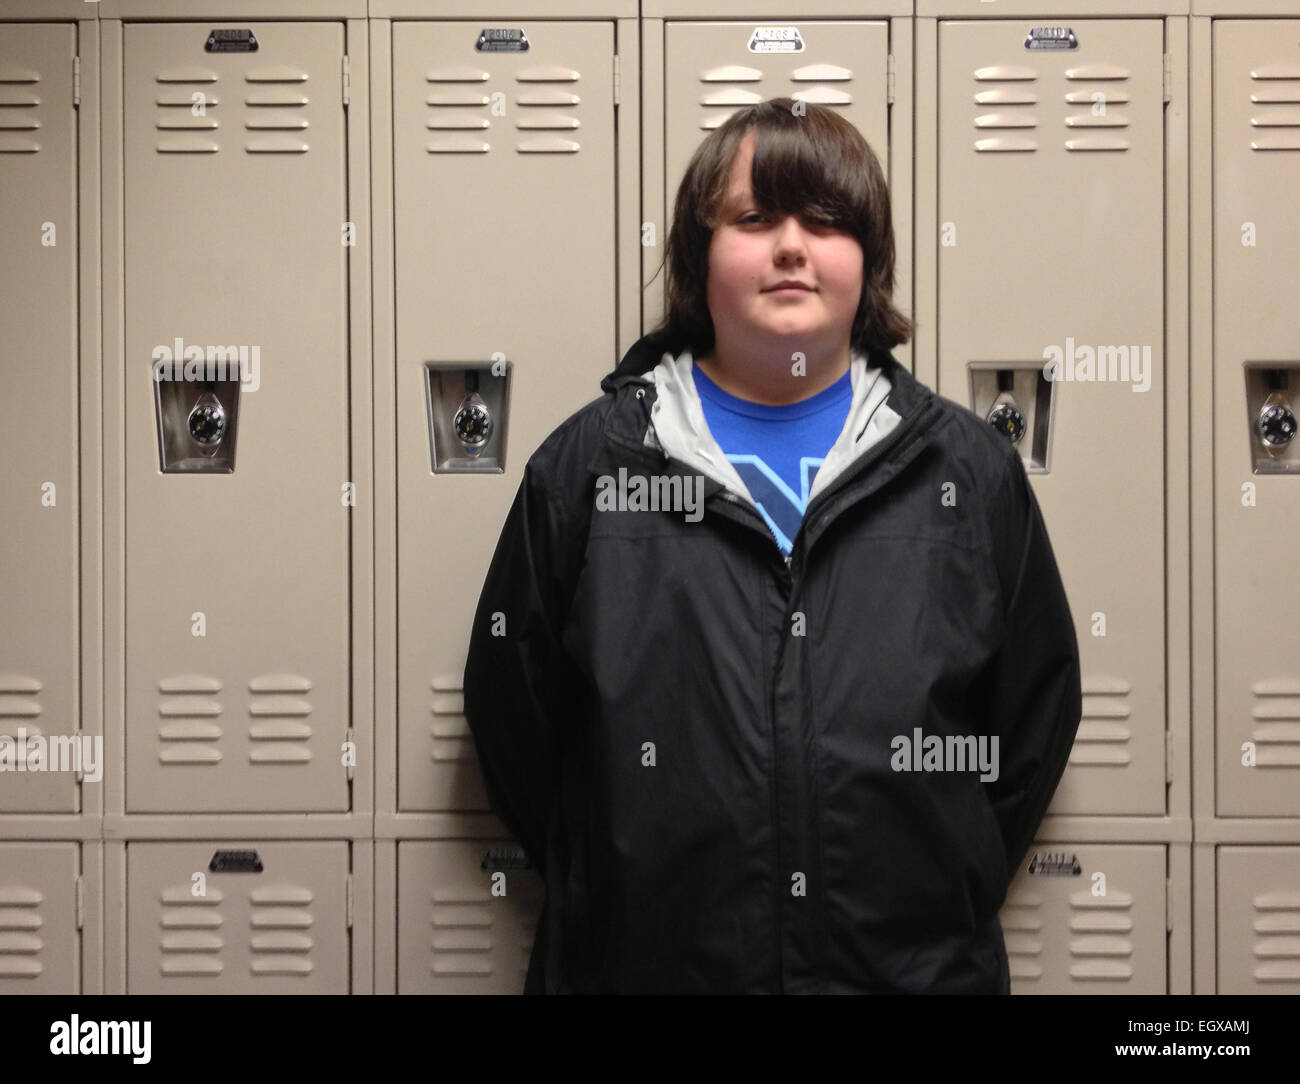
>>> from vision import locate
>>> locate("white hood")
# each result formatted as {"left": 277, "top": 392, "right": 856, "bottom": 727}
{"left": 639, "top": 347, "right": 904, "bottom": 511}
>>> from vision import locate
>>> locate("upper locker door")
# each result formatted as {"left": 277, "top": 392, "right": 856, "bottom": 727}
{"left": 0, "top": 25, "right": 79, "bottom": 813}
{"left": 122, "top": 24, "right": 350, "bottom": 812}
{"left": 664, "top": 21, "right": 889, "bottom": 264}
{"left": 1213, "top": 21, "right": 1300, "bottom": 816}
{"left": 938, "top": 20, "right": 1166, "bottom": 816}
{"left": 393, "top": 22, "right": 615, "bottom": 812}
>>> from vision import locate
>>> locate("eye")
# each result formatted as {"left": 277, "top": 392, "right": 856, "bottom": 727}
{"left": 739, "top": 212, "right": 766, "bottom": 224}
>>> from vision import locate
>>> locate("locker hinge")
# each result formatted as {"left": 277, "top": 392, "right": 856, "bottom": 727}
{"left": 344, "top": 726, "right": 354, "bottom": 781}
{"left": 885, "top": 54, "right": 895, "bottom": 106}
{"left": 73, "top": 56, "right": 80, "bottom": 107}
{"left": 1165, "top": 876, "right": 1173, "bottom": 932}
{"left": 342, "top": 55, "right": 351, "bottom": 107}
{"left": 613, "top": 54, "right": 621, "bottom": 107}
{"left": 75, "top": 875, "right": 84, "bottom": 930}
{"left": 1165, "top": 730, "right": 1174, "bottom": 785}
{"left": 1162, "top": 53, "right": 1172, "bottom": 104}
{"left": 345, "top": 874, "right": 354, "bottom": 929}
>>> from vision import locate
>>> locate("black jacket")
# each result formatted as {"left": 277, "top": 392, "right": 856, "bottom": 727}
{"left": 463, "top": 333, "right": 1082, "bottom": 994}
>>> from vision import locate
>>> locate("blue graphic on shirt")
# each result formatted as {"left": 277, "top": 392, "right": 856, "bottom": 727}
{"left": 691, "top": 362, "right": 852, "bottom": 557}
{"left": 726, "top": 455, "right": 825, "bottom": 554}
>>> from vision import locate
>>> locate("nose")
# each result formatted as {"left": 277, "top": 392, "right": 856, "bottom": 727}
{"left": 772, "top": 215, "right": 810, "bottom": 263}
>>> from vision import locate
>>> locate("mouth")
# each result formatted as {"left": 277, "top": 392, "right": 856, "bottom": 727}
{"left": 763, "top": 283, "right": 814, "bottom": 293}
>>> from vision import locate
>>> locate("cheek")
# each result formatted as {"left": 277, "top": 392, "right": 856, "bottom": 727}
{"left": 822, "top": 251, "right": 863, "bottom": 305}
{"left": 711, "top": 251, "right": 760, "bottom": 300}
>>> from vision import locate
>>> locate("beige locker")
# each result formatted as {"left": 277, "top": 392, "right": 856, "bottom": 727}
{"left": 392, "top": 21, "right": 616, "bottom": 812}
{"left": 937, "top": 20, "right": 1167, "bottom": 816}
{"left": 1217, "top": 846, "right": 1300, "bottom": 993}
{"left": 0, "top": 842, "right": 80, "bottom": 993}
{"left": 126, "top": 840, "right": 348, "bottom": 993}
{"left": 1001, "top": 843, "right": 1166, "bottom": 993}
{"left": 120, "top": 23, "right": 350, "bottom": 812}
{"left": 1212, "top": 21, "right": 1300, "bottom": 817}
{"left": 0, "top": 24, "right": 80, "bottom": 814}
{"left": 397, "top": 839, "right": 543, "bottom": 993}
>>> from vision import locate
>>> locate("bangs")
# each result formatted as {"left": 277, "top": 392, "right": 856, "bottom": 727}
{"left": 715, "top": 123, "right": 863, "bottom": 235}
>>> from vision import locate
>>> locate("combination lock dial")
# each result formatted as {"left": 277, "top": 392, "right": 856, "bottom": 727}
{"left": 187, "top": 394, "right": 227, "bottom": 447}
{"left": 454, "top": 392, "right": 492, "bottom": 455}
{"left": 1257, "top": 400, "right": 1297, "bottom": 450}
{"left": 987, "top": 400, "right": 1026, "bottom": 445}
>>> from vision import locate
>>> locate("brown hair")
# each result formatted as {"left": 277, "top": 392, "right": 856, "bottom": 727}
{"left": 645, "top": 98, "right": 913, "bottom": 359}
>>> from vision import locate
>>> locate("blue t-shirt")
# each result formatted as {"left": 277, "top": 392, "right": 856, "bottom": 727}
{"left": 692, "top": 362, "right": 852, "bottom": 556}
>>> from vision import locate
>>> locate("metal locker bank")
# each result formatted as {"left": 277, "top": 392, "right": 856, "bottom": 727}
{"left": 0, "top": 0, "right": 1296, "bottom": 998}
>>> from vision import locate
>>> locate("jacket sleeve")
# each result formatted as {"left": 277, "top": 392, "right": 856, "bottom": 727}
{"left": 979, "top": 450, "right": 1083, "bottom": 878}
{"left": 462, "top": 441, "right": 589, "bottom": 883}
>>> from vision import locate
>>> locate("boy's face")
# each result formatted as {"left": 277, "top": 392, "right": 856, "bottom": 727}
{"left": 704, "top": 131, "right": 863, "bottom": 356}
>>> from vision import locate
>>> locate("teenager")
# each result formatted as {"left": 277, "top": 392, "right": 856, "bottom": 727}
{"left": 464, "top": 99, "right": 1082, "bottom": 993}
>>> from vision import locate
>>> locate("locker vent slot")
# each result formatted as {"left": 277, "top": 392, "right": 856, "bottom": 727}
{"left": 249, "top": 884, "right": 315, "bottom": 974}
{"left": 157, "top": 675, "right": 223, "bottom": 764}
{"left": 248, "top": 673, "right": 314, "bottom": 764}
{"left": 244, "top": 66, "right": 310, "bottom": 153}
{"left": 155, "top": 66, "right": 219, "bottom": 153}
{"left": 973, "top": 64, "right": 1037, "bottom": 152}
{"left": 1251, "top": 888, "right": 1300, "bottom": 982}
{"left": 1000, "top": 890, "right": 1044, "bottom": 982}
{"left": 791, "top": 62, "right": 852, "bottom": 82}
{"left": 0, "top": 62, "right": 41, "bottom": 153}
{"left": 1070, "top": 676, "right": 1132, "bottom": 766}
{"left": 1068, "top": 886, "right": 1135, "bottom": 981}
{"left": 1249, "top": 64, "right": 1300, "bottom": 151}
{"left": 1065, "top": 61, "right": 1132, "bottom": 151}
{"left": 791, "top": 63, "right": 854, "bottom": 109}
{"left": 158, "top": 884, "right": 224, "bottom": 977}
{"left": 0, "top": 674, "right": 43, "bottom": 746}
{"left": 699, "top": 62, "right": 762, "bottom": 127}
{"left": 1249, "top": 677, "right": 1300, "bottom": 766}
{"left": 429, "top": 884, "right": 494, "bottom": 976}
{"left": 0, "top": 882, "right": 44, "bottom": 978}
{"left": 429, "top": 675, "right": 471, "bottom": 763}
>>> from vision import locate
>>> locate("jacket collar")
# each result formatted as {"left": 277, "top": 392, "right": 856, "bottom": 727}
{"left": 598, "top": 334, "right": 936, "bottom": 509}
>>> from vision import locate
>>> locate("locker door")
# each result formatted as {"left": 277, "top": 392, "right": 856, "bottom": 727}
{"left": 0, "top": 843, "right": 80, "bottom": 993}
{"left": 1212, "top": 21, "right": 1300, "bottom": 816}
{"left": 121, "top": 24, "right": 349, "bottom": 812}
{"left": 1218, "top": 847, "right": 1300, "bottom": 993}
{"left": 938, "top": 20, "right": 1167, "bottom": 815}
{"left": 0, "top": 25, "right": 80, "bottom": 813}
{"left": 126, "top": 841, "right": 348, "bottom": 993}
{"left": 1001, "top": 844, "right": 1166, "bottom": 993}
{"left": 392, "top": 21, "right": 616, "bottom": 811}
{"left": 664, "top": 21, "right": 890, "bottom": 238}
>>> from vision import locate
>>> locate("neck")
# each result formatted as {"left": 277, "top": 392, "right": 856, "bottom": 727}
{"left": 694, "top": 337, "right": 851, "bottom": 406}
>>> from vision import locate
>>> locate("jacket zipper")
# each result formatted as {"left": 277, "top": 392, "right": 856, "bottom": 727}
{"left": 701, "top": 397, "right": 940, "bottom": 992}
{"left": 614, "top": 376, "right": 941, "bottom": 989}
